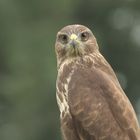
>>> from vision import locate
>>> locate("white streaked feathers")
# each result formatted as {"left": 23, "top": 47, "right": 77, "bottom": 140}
{"left": 56, "top": 58, "right": 75, "bottom": 118}
{"left": 56, "top": 53, "right": 98, "bottom": 118}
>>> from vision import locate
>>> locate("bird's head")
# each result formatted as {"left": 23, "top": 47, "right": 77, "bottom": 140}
{"left": 55, "top": 24, "right": 99, "bottom": 62}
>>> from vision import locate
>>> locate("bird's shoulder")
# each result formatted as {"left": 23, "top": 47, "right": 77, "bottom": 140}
{"left": 68, "top": 64, "right": 140, "bottom": 140}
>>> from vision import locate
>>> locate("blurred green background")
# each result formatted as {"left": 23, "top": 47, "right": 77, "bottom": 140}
{"left": 0, "top": 0, "right": 140, "bottom": 140}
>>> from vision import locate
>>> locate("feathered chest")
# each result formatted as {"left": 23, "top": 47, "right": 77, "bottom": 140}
{"left": 56, "top": 55, "right": 96, "bottom": 118}
{"left": 56, "top": 61, "right": 75, "bottom": 118}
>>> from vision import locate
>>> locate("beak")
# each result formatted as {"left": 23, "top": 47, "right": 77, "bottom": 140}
{"left": 69, "top": 34, "right": 79, "bottom": 48}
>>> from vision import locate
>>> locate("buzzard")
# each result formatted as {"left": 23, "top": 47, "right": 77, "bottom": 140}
{"left": 55, "top": 24, "right": 140, "bottom": 140}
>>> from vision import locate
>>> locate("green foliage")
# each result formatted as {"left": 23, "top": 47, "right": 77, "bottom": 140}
{"left": 0, "top": 0, "right": 140, "bottom": 139}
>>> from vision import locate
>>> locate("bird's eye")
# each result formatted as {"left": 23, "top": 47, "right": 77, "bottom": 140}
{"left": 58, "top": 34, "right": 69, "bottom": 44}
{"left": 80, "top": 32, "right": 89, "bottom": 42}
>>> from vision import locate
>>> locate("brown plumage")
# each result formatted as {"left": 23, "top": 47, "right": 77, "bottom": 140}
{"left": 55, "top": 24, "right": 140, "bottom": 140}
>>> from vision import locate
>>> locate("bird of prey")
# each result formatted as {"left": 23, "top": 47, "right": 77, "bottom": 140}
{"left": 55, "top": 24, "right": 140, "bottom": 140}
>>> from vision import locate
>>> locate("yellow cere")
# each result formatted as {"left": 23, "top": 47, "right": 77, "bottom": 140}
{"left": 70, "top": 34, "right": 78, "bottom": 40}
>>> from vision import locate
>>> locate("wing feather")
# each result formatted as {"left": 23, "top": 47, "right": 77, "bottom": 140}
{"left": 68, "top": 67, "right": 140, "bottom": 140}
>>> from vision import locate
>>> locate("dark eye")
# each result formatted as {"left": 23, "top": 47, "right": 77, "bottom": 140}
{"left": 80, "top": 32, "right": 89, "bottom": 42}
{"left": 58, "top": 34, "right": 69, "bottom": 44}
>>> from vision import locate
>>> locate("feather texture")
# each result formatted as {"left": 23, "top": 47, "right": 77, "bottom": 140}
{"left": 55, "top": 25, "right": 140, "bottom": 140}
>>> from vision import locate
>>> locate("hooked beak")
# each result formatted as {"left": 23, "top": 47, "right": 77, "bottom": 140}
{"left": 69, "top": 34, "right": 79, "bottom": 48}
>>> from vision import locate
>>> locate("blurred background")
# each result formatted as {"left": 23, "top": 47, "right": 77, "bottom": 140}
{"left": 0, "top": 0, "right": 140, "bottom": 140}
